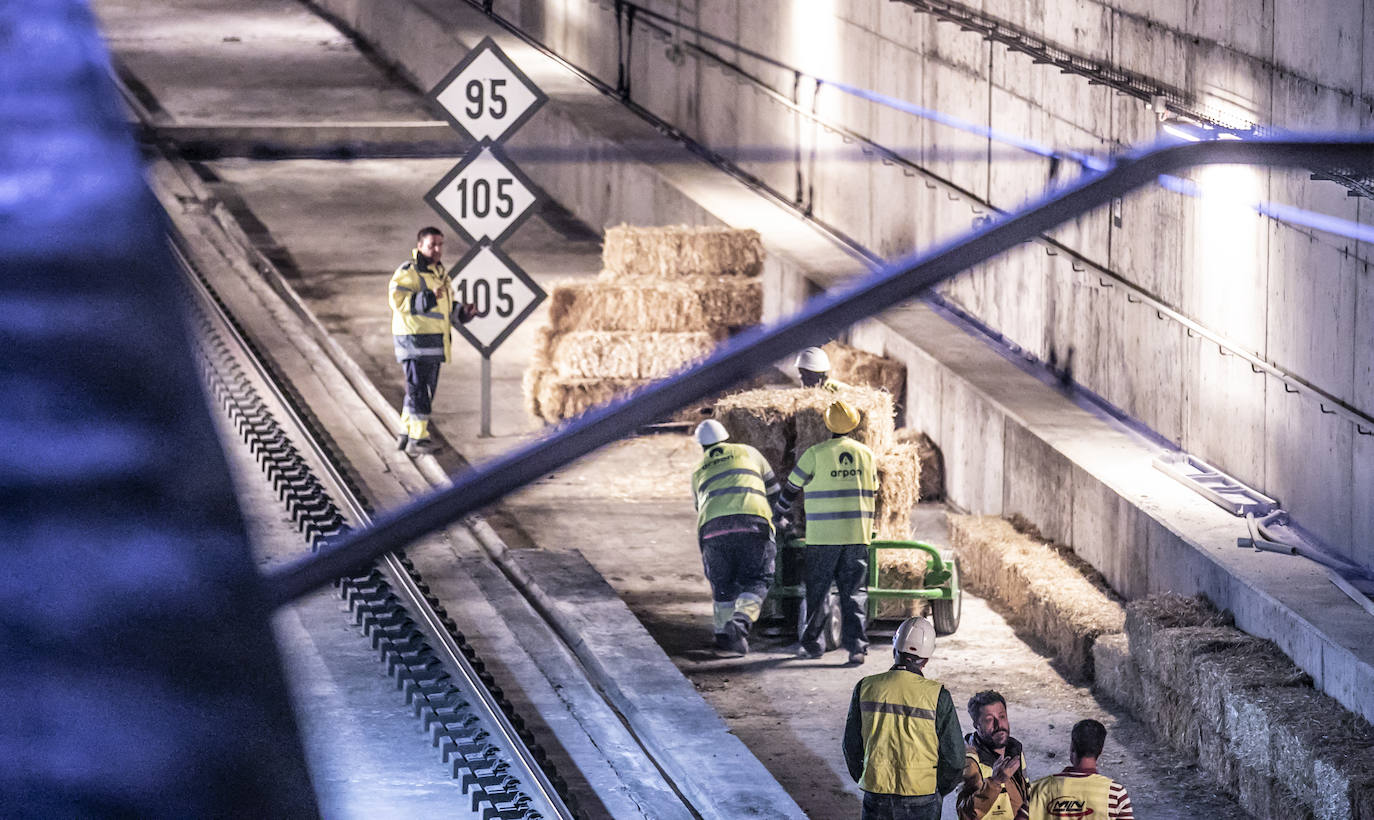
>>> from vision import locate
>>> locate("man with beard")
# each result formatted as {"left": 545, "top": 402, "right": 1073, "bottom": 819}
{"left": 957, "top": 690, "right": 1030, "bottom": 820}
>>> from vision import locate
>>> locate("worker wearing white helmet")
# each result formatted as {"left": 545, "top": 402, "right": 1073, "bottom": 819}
{"left": 843, "top": 617, "right": 965, "bottom": 820}
{"left": 795, "top": 346, "right": 849, "bottom": 391}
{"left": 689, "top": 420, "right": 781, "bottom": 656}
{"left": 775, "top": 399, "right": 877, "bottom": 664}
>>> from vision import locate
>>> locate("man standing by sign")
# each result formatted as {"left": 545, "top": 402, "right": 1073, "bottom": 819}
{"left": 389, "top": 226, "right": 475, "bottom": 456}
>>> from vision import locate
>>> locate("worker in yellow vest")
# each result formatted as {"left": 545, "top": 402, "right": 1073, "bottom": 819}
{"left": 388, "top": 227, "right": 475, "bottom": 456}
{"left": 690, "top": 420, "right": 780, "bottom": 655}
{"left": 957, "top": 690, "right": 1030, "bottom": 819}
{"left": 795, "top": 346, "right": 849, "bottom": 391}
{"left": 843, "top": 617, "right": 965, "bottom": 820}
{"left": 1026, "top": 720, "right": 1134, "bottom": 819}
{"left": 776, "top": 399, "right": 876, "bottom": 664}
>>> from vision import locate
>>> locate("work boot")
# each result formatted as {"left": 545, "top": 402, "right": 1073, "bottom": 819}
{"left": 395, "top": 432, "right": 409, "bottom": 451}
{"left": 722, "top": 620, "right": 749, "bottom": 656}
{"left": 406, "top": 437, "right": 440, "bottom": 456}
{"left": 846, "top": 649, "right": 867, "bottom": 666}
{"left": 797, "top": 641, "right": 823, "bottom": 659}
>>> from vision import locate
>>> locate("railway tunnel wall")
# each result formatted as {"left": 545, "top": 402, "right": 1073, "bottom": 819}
{"left": 307, "top": 0, "right": 1374, "bottom": 723}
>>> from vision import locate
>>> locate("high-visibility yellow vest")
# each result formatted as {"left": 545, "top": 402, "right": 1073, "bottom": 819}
{"left": 969, "top": 752, "right": 1027, "bottom": 818}
{"left": 691, "top": 443, "right": 776, "bottom": 534}
{"left": 1026, "top": 770, "right": 1114, "bottom": 819}
{"left": 856, "top": 670, "right": 944, "bottom": 796}
{"left": 787, "top": 437, "right": 877, "bottom": 545}
{"left": 389, "top": 251, "right": 453, "bottom": 362}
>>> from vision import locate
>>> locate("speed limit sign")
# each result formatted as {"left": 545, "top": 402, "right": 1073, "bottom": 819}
{"left": 425, "top": 142, "right": 539, "bottom": 245}
{"left": 429, "top": 36, "right": 547, "bottom": 143}
{"left": 448, "top": 241, "right": 546, "bottom": 357}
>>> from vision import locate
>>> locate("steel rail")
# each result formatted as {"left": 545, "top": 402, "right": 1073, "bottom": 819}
{"left": 176, "top": 243, "right": 576, "bottom": 820}
{"left": 263, "top": 136, "right": 1374, "bottom": 605}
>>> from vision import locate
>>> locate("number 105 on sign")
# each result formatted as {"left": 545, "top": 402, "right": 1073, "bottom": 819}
{"left": 448, "top": 242, "right": 546, "bottom": 356}
{"left": 455, "top": 275, "right": 516, "bottom": 319}
{"left": 425, "top": 144, "right": 539, "bottom": 245}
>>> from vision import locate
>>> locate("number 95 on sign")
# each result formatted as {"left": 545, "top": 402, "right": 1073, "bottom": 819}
{"left": 425, "top": 142, "right": 540, "bottom": 246}
{"left": 448, "top": 242, "right": 546, "bottom": 357}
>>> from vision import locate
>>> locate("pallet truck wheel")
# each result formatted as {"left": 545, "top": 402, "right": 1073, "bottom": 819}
{"left": 931, "top": 558, "right": 962, "bottom": 635}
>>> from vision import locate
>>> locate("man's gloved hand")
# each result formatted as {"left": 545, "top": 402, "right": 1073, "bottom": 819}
{"left": 416, "top": 289, "right": 438, "bottom": 313}
{"left": 456, "top": 302, "right": 478, "bottom": 323}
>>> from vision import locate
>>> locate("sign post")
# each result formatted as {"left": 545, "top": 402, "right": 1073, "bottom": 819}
{"left": 427, "top": 37, "right": 547, "bottom": 437}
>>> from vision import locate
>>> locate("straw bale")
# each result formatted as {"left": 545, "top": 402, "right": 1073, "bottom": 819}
{"left": 1091, "top": 633, "right": 1142, "bottom": 714}
{"left": 523, "top": 364, "right": 548, "bottom": 420}
{"left": 948, "top": 514, "right": 1124, "bottom": 681}
{"left": 1139, "top": 671, "right": 1202, "bottom": 758}
{"left": 1190, "top": 638, "right": 1310, "bottom": 730}
{"left": 822, "top": 341, "right": 907, "bottom": 399}
{"left": 533, "top": 375, "right": 646, "bottom": 422}
{"left": 893, "top": 428, "right": 944, "bottom": 501}
{"left": 875, "top": 442, "right": 921, "bottom": 539}
{"left": 713, "top": 389, "right": 799, "bottom": 478}
{"left": 689, "top": 275, "right": 763, "bottom": 329}
{"left": 870, "top": 545, "right": 933, "bottom": 619}
{"left": 793, "top": 386, "right": 895, "bottom": 457}
{"left": 545, "top": 278, "right": 706, "bottom": 333}
{"left": 602, "top": 224, "right": 764, "bottom": 279}
{"left": 548, "top": 331, "right": 718, "bottom": 380}
{"left": 1195, "top": 722, "right": 1241, "bottom": 795}
{"left": 531, "top": 325, "right": 557, "bottom": 370}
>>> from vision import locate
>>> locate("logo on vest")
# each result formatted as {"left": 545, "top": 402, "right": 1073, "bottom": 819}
{"left": 709, "top": 446, "right": 725, "bottom": 459}
{"left": 1045, "top": 797, "right": 1094, "bottom": 817}
{"left": 830, "top": 450, "right": 863, "bottom": 478}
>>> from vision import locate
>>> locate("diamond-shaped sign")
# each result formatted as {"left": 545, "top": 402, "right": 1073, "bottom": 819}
{"left": 449, "top": 241, "right": 546, "bottom": 357}
{"left": 425, "top": 142, "right": 540, "bottom": 246}
{"left": 429, "top": 36, "right": 547, "bottom": 144}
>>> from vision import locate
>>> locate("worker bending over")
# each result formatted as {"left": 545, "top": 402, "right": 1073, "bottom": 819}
{"left": 957, "top": 690, "right": 1030, "bottom": 819}
{"left": 689, "top": 420, "right": 779, "bottom": 655}
{"left": 1026, "top": 719, "right": 1133, "bottom": 819}
{"left": 795, "top": 346, "right": 849, "bottom": 390}
{"left": 776, "top": 399, "right": 876, "bottom": 664}
{"left": 843, "top": 616, "right": 964, "bottom": 820}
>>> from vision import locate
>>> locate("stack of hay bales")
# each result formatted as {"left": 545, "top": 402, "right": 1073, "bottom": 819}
{"left": 823, "top": 341, "right": 907, "bottom": 404}
{"left": 524, "top": 225, "right": 765, "bottom": 423}
{"left": 1094, "top": 594, "right": 1374, "bottom": 819}
{"left": 948, "top": 515, "right": 1125, "bottom": 680}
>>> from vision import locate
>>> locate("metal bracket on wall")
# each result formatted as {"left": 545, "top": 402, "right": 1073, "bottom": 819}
{"left": 1152, "top": 451, "right": 1277, "bottom": 517}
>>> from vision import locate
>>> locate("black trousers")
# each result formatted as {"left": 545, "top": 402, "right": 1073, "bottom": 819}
{"left": 701, "top": 530, "right": 776, "bottom": 608}
{"left": 402, "top": 358, "right": 442, "bottom": 427}
{"left": 799, "top": 543, "right": 868, "bottom": 653}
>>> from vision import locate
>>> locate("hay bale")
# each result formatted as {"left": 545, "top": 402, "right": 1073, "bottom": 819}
{"left": 875, "top": 441, "right": 922, "bottom": 539}
{"left": 713, "top": 390, "right": 799, "bottom": 479}
{"left": 523, "top": 364, "right": 548, "bottom": 420}
{"left": 793, "top": 385, "right": 895, "bottom": 457}
{"left": 947, "top": 514, "right": 1125, "bottom": 681}
{"left": 545, "top": 278, "right": 707, "bottom": 333}
{"left": 822, "top": 341, "right": 906, "bottom": 399}
{"left": 534, "top": 375, "right": 646, "bottom": 422}
{"left": 548, "top": 331, "right": 718, "bottom": 380}
{"left": 690, "top": 275, "right": 763, "bottom": 329}
{"left": 872, "top": 545, "right": 931, "bottom": 619}
{"left": 893, "top": 428, "right": 944, "bottom": 501}
{"left": 1091, "top": 633, "right": 1142, "bottom": 713}
{"left": 1139, "top": 671, "right": 1201, "bottom": 759}
{"left": 603, "top": 224, "right": 764, "bottom": 279}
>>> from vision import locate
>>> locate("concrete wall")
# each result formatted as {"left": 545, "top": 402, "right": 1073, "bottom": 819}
{"left": 473, "top": 0, "right": 1374, "bottom": 568}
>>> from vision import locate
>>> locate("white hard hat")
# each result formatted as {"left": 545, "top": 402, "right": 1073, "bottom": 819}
{"left": 893, "top": 616, "right": 936, "bottom": 659}
{"left": 795, "top": 347, "right": 830, "bottom": 373}
{"left": 694, "top": 419, "right": 730, "bottom": 446}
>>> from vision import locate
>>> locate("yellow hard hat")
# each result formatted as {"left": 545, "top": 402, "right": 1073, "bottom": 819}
{"left": 824, "top": 400, "right": 860, "bottom": 434}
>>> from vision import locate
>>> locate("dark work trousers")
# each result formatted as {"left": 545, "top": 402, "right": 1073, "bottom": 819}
{"left": 861, "top": 791, "right": 941, "bottom": 820}
{"left": 402, "top": 359, "right": 442, "bottom": 429}
{"left": 700, "top": 525, "right": 777, "bottom": 632}
{"left": 800, "top": 543, "right": 869, "bottom": 653}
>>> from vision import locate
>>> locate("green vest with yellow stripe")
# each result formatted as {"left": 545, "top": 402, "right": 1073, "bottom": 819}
{"left": 857, "top": 670, "right": 944, "bottom": 795}
{"left": 787, "top": 436, "right": 877, "bottom": 545}
{"left": 692, "top": 442, "right": 776, "bottom": 534}
{"left": 1027, "top": 770, "right": 1114, "bottom": 819}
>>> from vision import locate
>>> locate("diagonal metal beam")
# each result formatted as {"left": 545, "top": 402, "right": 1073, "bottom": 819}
{"left": 263, "top": 135, "right": 1374, "bottom": 607}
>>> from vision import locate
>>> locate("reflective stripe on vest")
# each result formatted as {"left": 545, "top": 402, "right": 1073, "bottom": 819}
{"left": 692, "top": 443, "right": 776, "bottom": 534}
{"left": 971, "top": 754, "right": 1025, "bottom": 818}
{"left": 857, "top": 670, "right": 943, "bottom": 796}
{"left": 1027, "top": 771, "right": 1114, "bottom": 819}
{"left": 787, "top": 437, "right": 877, "bottom": 545}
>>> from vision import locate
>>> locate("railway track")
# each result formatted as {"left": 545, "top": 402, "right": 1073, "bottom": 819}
{"left": 178, "top": 242, "right": 580, "bottom": 820}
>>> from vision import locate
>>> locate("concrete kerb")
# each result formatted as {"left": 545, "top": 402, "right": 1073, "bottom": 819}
{"left": 147, "top": 149, "right": 806, "bottom": 818}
